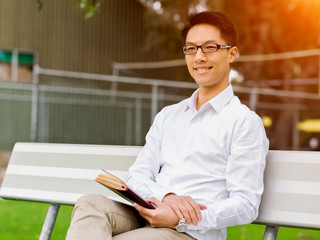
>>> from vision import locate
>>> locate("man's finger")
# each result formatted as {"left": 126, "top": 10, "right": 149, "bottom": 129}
{"left": 198, "top": 203, "right": 207, "bottom": 210}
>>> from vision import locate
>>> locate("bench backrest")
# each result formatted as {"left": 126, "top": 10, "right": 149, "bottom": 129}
{"left": 1, "top": 142, "right": 320, "bottom": 230}
{"left": 255, "top": 150, "right": 320, "bottom": 230}
{"left": 0, "top": 142, "right": 142, "bottom": 205}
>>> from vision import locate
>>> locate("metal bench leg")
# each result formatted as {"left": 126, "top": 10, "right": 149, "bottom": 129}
{"left": 39, "top": 203, "right": 61, "bottom": 240}
{"left": 262, "top": 225, "right": 279, "bottom": 240}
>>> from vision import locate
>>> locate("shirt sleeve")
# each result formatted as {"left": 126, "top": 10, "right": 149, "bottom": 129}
{"left": 188, "top": 112, "right": 269, "bottom": 232}
{"left": 125, "top": 108, "right": 171, "bottom": 201}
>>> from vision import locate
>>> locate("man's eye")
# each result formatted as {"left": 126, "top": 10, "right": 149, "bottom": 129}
{"left": 204, "top": 45, "right": 217, "bottom": 51}
{"left": 186, "top": 46, "right": 196, "bottom": 51}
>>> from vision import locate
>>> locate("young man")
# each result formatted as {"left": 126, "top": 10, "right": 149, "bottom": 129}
{"left": 66, "top": 11, "right": 269, "bottom": 240}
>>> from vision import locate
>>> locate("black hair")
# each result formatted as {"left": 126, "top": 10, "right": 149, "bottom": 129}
{"left": 182, "top": 11, "right": 237, "bottom": 46}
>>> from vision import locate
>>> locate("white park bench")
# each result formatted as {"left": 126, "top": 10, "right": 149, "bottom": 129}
{"left": 0, "top": 142, "right": 320, "bottom": 240}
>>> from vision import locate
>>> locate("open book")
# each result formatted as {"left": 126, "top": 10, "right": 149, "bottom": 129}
{"left": 95, "top": 169, "right": 156, "bottom": 209}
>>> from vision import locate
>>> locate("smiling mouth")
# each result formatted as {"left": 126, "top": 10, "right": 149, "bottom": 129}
{"left": 194, "top": 67, "right": 213, "bottom": 72}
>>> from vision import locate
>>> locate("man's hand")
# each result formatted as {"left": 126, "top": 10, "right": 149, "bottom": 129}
{"left": 134, "top": 197, "right": 179, "bottom": 228}
{"left": 162, "top": 193, "right": 207, "bottom": 226}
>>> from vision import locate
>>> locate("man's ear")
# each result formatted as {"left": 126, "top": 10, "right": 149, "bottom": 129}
{"left": 229, "top": 46, "right": 238, "bottom": 63}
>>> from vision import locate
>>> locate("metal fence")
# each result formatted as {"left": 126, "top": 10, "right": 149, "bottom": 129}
{"left": 30, "top": 66, "right": 197, "bottom": 147}
{"left": 1, "top": 65, "right": 320, "bottom": 151}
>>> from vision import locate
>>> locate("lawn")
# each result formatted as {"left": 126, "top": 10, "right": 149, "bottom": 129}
{"left": 0, "top": 200, "right": 73, "bottom": 240}
{"left": 0, "top": 200, "right": 320, "bottom": 239}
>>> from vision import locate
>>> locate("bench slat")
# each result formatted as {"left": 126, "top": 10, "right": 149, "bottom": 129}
{"left": 0, "top": 142, "right": 140, "bottom": 205}
{"left": 255, "top": 150, "right": 320, "bottom": 229}
{"left": 1, "top": 142, "right": 320, "bottom": 234}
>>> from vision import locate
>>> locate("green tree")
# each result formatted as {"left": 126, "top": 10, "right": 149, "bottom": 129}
{"left": 37, "top": 0, "right": 101, "bottom": 19}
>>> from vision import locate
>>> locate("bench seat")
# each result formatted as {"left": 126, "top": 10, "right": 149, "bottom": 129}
{"left": 1, "top": 142, "right": 320, "bottom": 240}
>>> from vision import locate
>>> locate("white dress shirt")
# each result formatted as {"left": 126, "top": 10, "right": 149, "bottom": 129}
{"left": 126, "top": 85, "right": 269, "bottom": 240}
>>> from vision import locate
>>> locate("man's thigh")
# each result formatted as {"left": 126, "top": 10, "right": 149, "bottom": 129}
{"left": 113, "top": 225, "right": 196, "bottom": 240}
{"left": 66, "top": 194, "right": 145, "bottom": 240}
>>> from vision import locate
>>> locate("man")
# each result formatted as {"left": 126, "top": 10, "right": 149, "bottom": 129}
{"left": 66, "top": 11, "right": 269, "bottom": 240}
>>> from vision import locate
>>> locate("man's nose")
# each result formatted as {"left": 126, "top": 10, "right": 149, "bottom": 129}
{"left": 194, "top": 48, "right": 206, "bottom": 62}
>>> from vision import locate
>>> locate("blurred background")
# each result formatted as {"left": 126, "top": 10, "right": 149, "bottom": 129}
{"left": 1, "top": 0, "right": 320, "bottom": 172}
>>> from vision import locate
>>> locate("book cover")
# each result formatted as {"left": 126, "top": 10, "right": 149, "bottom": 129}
{"left": 95, "top": 169, "right": 156, "bottom": 209}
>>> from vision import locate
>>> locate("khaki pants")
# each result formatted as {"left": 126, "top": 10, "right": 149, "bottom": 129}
{"left": 66, "top": 194, "right": 196, "bottom": 240}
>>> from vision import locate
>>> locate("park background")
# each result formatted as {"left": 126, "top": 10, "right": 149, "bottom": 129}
{"left": 0, "top": 0, "right": 320, "bottom": 239}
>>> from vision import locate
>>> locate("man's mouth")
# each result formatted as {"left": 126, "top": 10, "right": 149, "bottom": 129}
{"left": 193, "top": 66, "right": 213, "bottom": 72}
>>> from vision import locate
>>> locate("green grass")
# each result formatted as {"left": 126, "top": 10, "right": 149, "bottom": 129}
{"left": 228, "top": 224, "right": 320, "bottom": 240}
{"left": 1, "top": 200, "right": 320, "bottom": 239}
{"left": 0, "top": 200, "right": 73, "bottom": 240}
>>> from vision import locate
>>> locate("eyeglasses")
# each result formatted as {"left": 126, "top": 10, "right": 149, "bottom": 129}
{"left": 183, "top": 43, "right": 232, "bottom": 55}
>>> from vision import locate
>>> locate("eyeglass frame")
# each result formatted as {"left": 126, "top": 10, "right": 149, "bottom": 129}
{"left": 182, "top": 43, "right": 233, "bottom": 55}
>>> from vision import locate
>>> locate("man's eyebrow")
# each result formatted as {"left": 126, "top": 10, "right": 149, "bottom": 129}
{"left": 185, "top": 40, "right": 218, "bottom": 45}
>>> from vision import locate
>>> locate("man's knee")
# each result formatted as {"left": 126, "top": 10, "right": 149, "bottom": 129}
{"left": 72, "top": 194, "right": 114, "bottom": 219}
{"left": 67, "top": 194, "right": 114, "bottom": 240}
{"left": 74, "top": 194, "right": 134, "bottom": 217}
{"left": 75, "top": 194, "right": 110, "bottom": 208}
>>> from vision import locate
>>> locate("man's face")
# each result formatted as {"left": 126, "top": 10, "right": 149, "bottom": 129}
{"left": 185, "top": 23, "right": 238, "bottom": 93}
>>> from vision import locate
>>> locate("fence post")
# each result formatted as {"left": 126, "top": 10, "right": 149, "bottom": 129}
{"left": 11, "top": 49, "right": 18, "bottom": 82}
{"left": 249, "top": 87, "right": 258, "bottom": 111}
{"left": 135, "top": 98, "right": 142, "bottom": 145}
{"left": 111, "top": 67, "right": 119, "bottom": 103}
{"left": 125, "top": 107, "right": 133, "bottom": 145}
{"left": 30, "top": 64, "right": 39, "bottom": 142}
{"left": 151, "top": 84, "right": 158, "bottom": 123}
{"left": 292, "top": 110, "right": 300, "bottom": 150}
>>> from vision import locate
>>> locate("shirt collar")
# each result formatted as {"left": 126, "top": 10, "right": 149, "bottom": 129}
{"left": 186, "top": 85, "right": 234, "bottom": 113}
{"left": 185, "top": 89, "right": 199, "bottom": 112}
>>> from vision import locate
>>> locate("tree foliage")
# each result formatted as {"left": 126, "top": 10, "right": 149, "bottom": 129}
{"left": 141, "top": 0, "right": 320, "bottom": 54}
{"left": 76, "top": 0, "right": 101, "bottom": 19}
{"left": 37, "top": 0, "right": 101, "bottom": 19}
{"left": 36, "top": 0, "right": 320, "bottom": 53}
{"left": 35, "top": 0, "right": 320, "bottom": 81}
{"left": 142, "top": 0, "right": 320, "bottom": 83}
